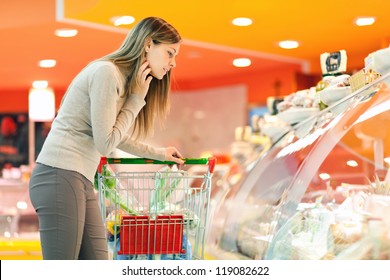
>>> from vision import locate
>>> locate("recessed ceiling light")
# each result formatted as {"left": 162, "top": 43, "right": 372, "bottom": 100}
{"left": 16, "top": 201, "right": 28, "bottom": 210}
{"left": 39, "top": 59, "right": 56, "bottom": 68}
{"left": 319, "top": 173, "right": 331, "bottom": 180}
{"left": 354, "top": 17, "right": 376, "bottom": 26}
{"left": 232, "top": 17, "right": 253, "bottom": 26}
{"left": 233, "top": 58, "right": 251, "bottom": 67}
{"left": 110, "top": 16, "right": 135, "bottom": 26}
{"left": 346, "top": 160, "right": 359, "bottom": 167}
{"left": 32, "top": 80, "right": 48, "bottom": 89}
{"left": 55, "top": 28, "right": 78, "bottom": 37}
{"left": 278, "top": 40, "right": 299, "bottom": 49}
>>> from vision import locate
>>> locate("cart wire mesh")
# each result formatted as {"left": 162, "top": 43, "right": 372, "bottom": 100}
{"left": 95, "top": 157, "right": 216, "bottom": 260}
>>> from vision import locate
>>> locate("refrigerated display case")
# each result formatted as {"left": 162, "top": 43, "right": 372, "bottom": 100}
{"left": 0, "top": 179, "right": 41, "bottom": 260}
{"left": 204, "top": 135, "right": 272, "bottom": 259}
{"left": 206, "top": 72, "right": 390, "bottom": 260}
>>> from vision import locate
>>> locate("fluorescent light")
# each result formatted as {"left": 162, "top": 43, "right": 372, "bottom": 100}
{"left": 39, "top": 59, "right": 56, "bottom": 68}
{"left": 278, "top": 40, "right": 299, "bottom": 49}
{"left": 232, "top": 17, "right": 253, "bottom": 26}
{"left": 29, "top": 87, "right": 56, "bottom": 121}
{"left": 355, "top": 17, "right": 376, "bottom": 26}
{"left": 55, "top": 28, "right": 78, "bottom": 37}
{"left": 32, "top": 80, "right": 48, "bottom": 89}
{"left": 111, "top": 16, "right": 135, "bottom": 26}
{"left": 233, "top": 58, "right": 251, "bottom": 67}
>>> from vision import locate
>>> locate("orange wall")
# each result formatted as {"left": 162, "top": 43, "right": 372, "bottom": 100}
{"left": 0, "top": 90, "right": 29, "bottom": 113}
{"left": 0, "top": 88, "right": 65, "bottom": 113}
{"left": 174, "top": 65, "right": 302, "bottom": 105}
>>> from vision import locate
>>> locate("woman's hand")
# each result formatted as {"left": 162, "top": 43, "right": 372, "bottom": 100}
{"left": 165, "top": 147, "right": 184, "bottom": 165}
{"left": 133, "top": 61, "right": 153, "bottom": 99}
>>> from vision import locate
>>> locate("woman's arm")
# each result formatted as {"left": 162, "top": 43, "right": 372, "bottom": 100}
{"left": 117, "top": 138, "right": 184, "bottom": 165}
{"left": 89, "top": 63, "right": 146, "bottom": 155}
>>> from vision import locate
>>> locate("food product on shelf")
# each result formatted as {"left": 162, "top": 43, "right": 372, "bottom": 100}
{"left": 258, "top": 114, "right": 289, "bottom": 142}
{"left": 365, "top": 46, "right": 390, "bottom": 85}
{"left": 348, "top": 68, "right": 381, "bottom": 92}
{"left": 276, "top": 88, "right": 317, "bottom": 113}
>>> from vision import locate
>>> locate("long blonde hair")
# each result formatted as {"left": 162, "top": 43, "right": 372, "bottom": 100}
{"left": 102, "top": 17, "right": 181, "bottom": 139}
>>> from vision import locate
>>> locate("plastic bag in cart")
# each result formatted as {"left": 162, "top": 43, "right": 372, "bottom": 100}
{"left": 148, "top": 166, "right": 201, "bottom": 229}
{"left": 149, "top": 165, "right": 184, "bottom": 215}
{"left": 94, "top": 164, "right": 140, "bottom": 215}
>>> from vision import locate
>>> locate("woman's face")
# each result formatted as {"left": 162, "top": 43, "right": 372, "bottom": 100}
{"left": 145, "top": 41, "right": 181, "bottom": 80}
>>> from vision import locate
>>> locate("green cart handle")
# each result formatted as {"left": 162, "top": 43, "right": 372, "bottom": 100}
{"left": 98, "top": 157, "right": 217, "bottom": 174}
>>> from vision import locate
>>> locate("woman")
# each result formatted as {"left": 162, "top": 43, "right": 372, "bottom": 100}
{"left": 29, "top": 17, "right": 184, "bottom": 260}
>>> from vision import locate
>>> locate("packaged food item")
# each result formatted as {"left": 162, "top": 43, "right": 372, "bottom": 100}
{"left": 348, "top": 68, "right": 381, "bottom": 92}
{"left": 365, "top": 46, "right": 390, "bottom": 75}
{"left": 316, "top": 50, "right": 351, "bottom": 110}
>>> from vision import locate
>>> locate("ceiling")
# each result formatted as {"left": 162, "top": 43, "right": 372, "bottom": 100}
{"left": 1, "top": 0, "right": 389, "bottom": 94}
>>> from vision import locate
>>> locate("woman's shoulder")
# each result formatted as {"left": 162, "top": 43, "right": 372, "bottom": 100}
{"left": 82, "top": 60, "right": 125, "bottom": 87}
{"left": 87, "top": 60, "right": 117, "bottom": 72}
{"left": 84, "top": 60, "right": 123, "bottom": 80}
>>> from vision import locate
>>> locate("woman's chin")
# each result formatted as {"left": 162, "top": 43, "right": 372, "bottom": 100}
{"left": 151, "top": 73, "right": 164, "bottom": 80}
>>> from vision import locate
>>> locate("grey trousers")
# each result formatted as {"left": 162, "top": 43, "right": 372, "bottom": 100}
{"left": 29, "top": 163, "right": 108, "bottom": 260}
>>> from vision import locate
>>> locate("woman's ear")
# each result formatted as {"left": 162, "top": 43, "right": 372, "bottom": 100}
{"left": 144, "top": 38, "right": 152, "bottom": 53}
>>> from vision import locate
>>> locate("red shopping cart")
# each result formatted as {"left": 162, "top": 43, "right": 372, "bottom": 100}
{"left": 95, "top": 157, "right": 216, "bottom": 260}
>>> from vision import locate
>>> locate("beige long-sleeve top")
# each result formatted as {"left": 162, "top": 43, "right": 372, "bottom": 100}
{"left": 36, "top": 60, "right": 165, "bottom": 183}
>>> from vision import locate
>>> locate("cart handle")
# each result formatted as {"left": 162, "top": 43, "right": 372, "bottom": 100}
{"left": 98, "top": 157, "right": 216, "bottom": 174}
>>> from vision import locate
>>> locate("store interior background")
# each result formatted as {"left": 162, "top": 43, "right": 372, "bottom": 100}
{"left": 1, "top": 0, "right": 390, "bottom": 162}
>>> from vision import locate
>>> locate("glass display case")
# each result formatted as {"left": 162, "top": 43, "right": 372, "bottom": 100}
{"left": 206, "top": 72, "right": 390, "bottom": 260}
{"left": 0, "top": 178, "right": 41, "bottom": 259}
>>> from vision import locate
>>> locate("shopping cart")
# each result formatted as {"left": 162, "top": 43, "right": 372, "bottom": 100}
{"left": 95, "top": 157, "right": 216, "bottom": 260}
